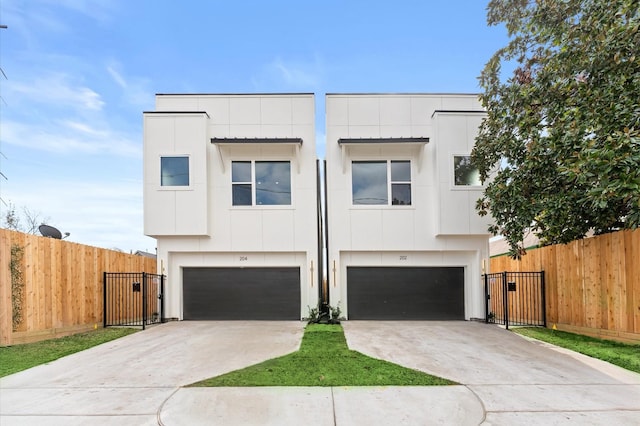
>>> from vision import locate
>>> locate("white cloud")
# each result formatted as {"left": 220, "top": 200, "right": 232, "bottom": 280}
{"left": 106, "top": 62, "right": 154, "bottom": 107}
{"left": 2, "top": 120, "right": 141, "bottom": 158}
{"left": 8, "top": 73, "right": 105, "bottom": 111}
{"left": 107, "top": 66, "right": 128, "bottom": 89}
{"left": 253, "top": 55, "right": 325, "bottom": 91}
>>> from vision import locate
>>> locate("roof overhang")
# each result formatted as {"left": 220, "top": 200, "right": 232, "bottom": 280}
{"left": 210, "top": 137, "right": 303, "bottom": 173}
{"left": 337, "top": 137, "right": 430, "bottom": 173}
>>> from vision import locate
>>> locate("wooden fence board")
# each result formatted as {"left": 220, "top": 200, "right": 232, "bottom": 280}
{"left": 0, "top": 229, "right": 156, "bottom": 346}
{"left": 490, "top": 229, "right": 640, "bottom": 343}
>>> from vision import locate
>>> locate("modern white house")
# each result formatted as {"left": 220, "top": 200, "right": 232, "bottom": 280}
{"left": 143, "top": 93, "right": 320, "bottom": 320}
{"left": 143, "top": 92, "right": 491, "bottom": 321}
{"left": 325, "top": 93, "right": 491, "bottom": 320}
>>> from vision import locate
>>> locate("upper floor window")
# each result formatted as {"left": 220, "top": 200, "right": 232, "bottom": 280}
{"left": 453, "top": 155, "right": 482, "bottom": 186}
{"left": 352, "top": 160, "right": 411, "bottom": 205}
{"left": 232, "top": 161, "right": 291, "bottom": 206}
{"left": 161, "top": 156, "right": 189, "bottom": 186}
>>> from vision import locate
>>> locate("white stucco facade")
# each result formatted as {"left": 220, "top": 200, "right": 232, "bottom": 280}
{"left": 143, "top": 94, "right": 319, "bottom": 319}
{"left": 325, "top": 94, "right": 492, "bottom": 320}
{"left": 143, "top": 92, "right": 491, "bottom": 321}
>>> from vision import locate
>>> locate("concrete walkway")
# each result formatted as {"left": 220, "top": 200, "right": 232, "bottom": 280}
{"left": 1, "top": 321, "right": 639, "bottom": 425}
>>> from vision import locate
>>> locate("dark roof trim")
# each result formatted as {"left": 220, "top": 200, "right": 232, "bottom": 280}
{"left": 326, "top": 92, "right": 481, "bottom": 96}
{"left": 338, "top": 137, "right": 429, "bottom": 145}
{"left": 431, "top": 110, "right": 487, "bottom": 118}
{"left": 211, "top": 137, "right": 303, "bottom": 145}
{"left": 157, "top": 93, "right": 314, "bottom": 96}
{"left": 143, "top": 111, "right": 210, "bottom": 118}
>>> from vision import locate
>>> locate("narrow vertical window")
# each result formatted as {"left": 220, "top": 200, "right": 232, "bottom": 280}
{"left": 391, "top": 160, "right": 411, "bottom": 205}
{"left": 232, "top": 161, "right": 252, "bottom": 205}
{"left": 160, "top": 156, "right": 189, "bottom": 186}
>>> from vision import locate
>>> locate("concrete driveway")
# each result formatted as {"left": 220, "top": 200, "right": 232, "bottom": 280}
{"left": 1, "top": 321, "right": 639, "bottom": 425}
{"left": 0, "top": 321, "right": 304, "bottom": 425}
{"left": 343, "top": 321, "right": 640, "bottom": 425}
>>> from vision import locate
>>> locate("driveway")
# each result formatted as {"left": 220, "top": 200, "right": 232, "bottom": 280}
{"left": 1, "top": 321, "right": 639, "bottom": 425}
{"left": 0, "top": 321, "right": 304, "bottom": 425}
{"left": 343, "top": 321, "right": 640, "bottom": 425}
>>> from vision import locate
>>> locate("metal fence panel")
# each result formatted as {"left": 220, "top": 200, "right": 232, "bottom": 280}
{"left": 484, "top": 271, "right": 545, "bottom": 329}
{"left": 104, "top": 272, "right": 164, "bottom": 329}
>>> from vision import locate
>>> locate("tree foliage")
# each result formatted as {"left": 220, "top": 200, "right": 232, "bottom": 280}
{"left": 472, "top": 0, "right": 640, "bottom": 258}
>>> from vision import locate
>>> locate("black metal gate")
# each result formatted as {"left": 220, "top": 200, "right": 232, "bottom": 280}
{"left": 483, "top": 271, "right": 546, "bottom": 329}
{"left": 104, "top": 272, "right": 165, "bottom": 329}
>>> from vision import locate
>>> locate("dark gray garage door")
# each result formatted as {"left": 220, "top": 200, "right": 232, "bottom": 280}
{"left": 347, "top": 267, "right": 464, "bottom": 320}
{"left": 183, "top": 267, "right": 300, "bottom": 320}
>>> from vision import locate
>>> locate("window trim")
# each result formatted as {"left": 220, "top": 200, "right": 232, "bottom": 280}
{"left": 159, "top": 154, "right": 192, "bottom": 190}
{"left": 350, "top": 159, "right": 413, "bottom": 207}
{"left": 451, "top": 153, "right": 483, "bottom": 190}
{"left": 230, "top": 159, "right": 293, "bottom": 207}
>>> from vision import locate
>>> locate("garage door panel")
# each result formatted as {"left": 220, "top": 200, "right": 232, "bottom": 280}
{"left": 183, "top": 267, "right": 300, "bottom": 320}
{"left": 347, "top": 267, "right": 464, "bottom": 320}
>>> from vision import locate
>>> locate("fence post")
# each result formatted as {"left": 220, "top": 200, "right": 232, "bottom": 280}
{"left": 503, "top": 271, "right": 509, "bottom": 330}
{"left": 541, "top": 270, "right": 546, "bottom": 328}
{"left": 103, "top": 272, "right": 107, "bottom": 328}
{"left": 484, "top": 274, "right": 489, "bottom": 323}
{"left": 142, "top": 272, "right": 147, "bottom": 330}
{"left": 160, "top": 275, "right": 165, "bottom": 323}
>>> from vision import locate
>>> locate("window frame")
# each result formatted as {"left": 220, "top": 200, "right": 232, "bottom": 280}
{"left": 451, "top": 153, "right": 483, "bottom": 189}
{"left": 159, "top": 155, "right": 191, "bottom": 189}
{"left": 230, "top": 160, "right": 293, "bottom": 207}
{"left": 350, "top": 159, "right": 413, "bottom": 207}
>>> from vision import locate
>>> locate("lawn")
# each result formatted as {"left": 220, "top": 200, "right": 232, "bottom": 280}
{"left": 513, "top": 327, "right": 640, "bottom": 374}
{"left": 190, "top": 323, "right": 454, "bottom": 387}
{"left": 0, "top": 328, "right": 138, "bottom": 378}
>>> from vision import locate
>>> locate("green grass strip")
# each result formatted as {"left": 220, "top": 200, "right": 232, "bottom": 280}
{"left": 513, "top": 327, "right": 640, "bottom": 374}
{"left": 0, "top": 328, "right": 138, "bottom": 378}
{"left": 190, "top": 323, "right": 454, "bottom": 387}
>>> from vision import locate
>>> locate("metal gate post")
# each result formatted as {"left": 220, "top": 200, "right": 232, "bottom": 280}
{"left": 502, "top": 271, "right": 509, "bottom": 330}
{"left": 541, "top": 271, "right": 547, "bottom": 327}
{"left": 142, "top": 272, "right": 147, "bottom": 330}
{"left": 160, "top": 274, "right": 165, "bottom": 323}
{"left": 484, "top": 274, "right": 489, "bottom": 323}
{"left": 103, "top": 272, "right": 107, "bottom": 328}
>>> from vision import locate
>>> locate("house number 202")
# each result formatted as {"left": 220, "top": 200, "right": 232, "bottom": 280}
{"left": 399, "top": 255, "right": 408, "bottom": 261}
{"left": 239, "top": 256, "right": 248, "bottom": 261}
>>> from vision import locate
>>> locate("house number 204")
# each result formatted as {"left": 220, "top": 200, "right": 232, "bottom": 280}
{"left": 239, "top": 256, "right": 248, "bottom": 261}
{"left": 399, "top": 256, "right": 408, "bottom": 261}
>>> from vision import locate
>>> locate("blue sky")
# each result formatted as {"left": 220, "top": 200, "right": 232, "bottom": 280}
{"left": 0, "top": 0, "right": 509, "bottom": 252}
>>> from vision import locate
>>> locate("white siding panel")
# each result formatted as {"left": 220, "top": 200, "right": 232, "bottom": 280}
{"left": 263, "top": 209, "right": 295, "bottom": 251}
{"left": 348, "top": 97, "right": 380, "bottom": 125}
{"left": 326, "top": 97, "right": 349, "bottom": 126}
{"left": 350, "top": 209, "right": 383, "bottom": 249}
{"left": 292, "top": 97, "right": 315, "bottom": 125}
{"left": 261, "top": 97, "right": 293, "bottom": 124}
{"left": 230, "top": 97, "right": 261, "bottom": 124}
{"left": 230, "top": 210, "right": 263, "bottom": 251}
{"left": 379, "top": 97, "right": 411, "bottom": 125}
{"left": 382, "top": 209, "right": 415, "bottom": 250}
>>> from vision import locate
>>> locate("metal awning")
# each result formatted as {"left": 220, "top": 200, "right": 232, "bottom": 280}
{"left": 210, "top": 137, "right": 303, "bottom": 173}
{"left": 337, "top": 137, "right": 430, "bottom": 172}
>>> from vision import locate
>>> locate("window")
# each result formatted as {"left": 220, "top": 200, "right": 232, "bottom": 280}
{"left": 352, "top": 160, "right": 411, "bottom": 205}
{"left": 453, "top": 155, "right": 482, "bottom": 186}
{"left": 161, "top": 156, "right": 189, "bottom": 186}
{"left": 232, "top": 161, "right": 291, "bottom": 206}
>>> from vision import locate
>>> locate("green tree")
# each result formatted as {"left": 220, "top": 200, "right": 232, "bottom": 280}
{"left": 472, "top": 0, "right": 640, "bottom": 258}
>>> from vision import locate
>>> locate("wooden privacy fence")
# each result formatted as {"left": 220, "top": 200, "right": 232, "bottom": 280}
{"left": 491, "top": 229, "right": 640, "bottom": 343}
{"left": 0, "top": 229, "right": 157, "bottom": 346}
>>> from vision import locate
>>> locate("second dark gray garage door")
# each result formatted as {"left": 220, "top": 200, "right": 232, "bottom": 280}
{"left": 347, "top": 267, "right": 464, "bottom": 320}
{"left": 183, "top": 267, "right": 300, "bottom": 320}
